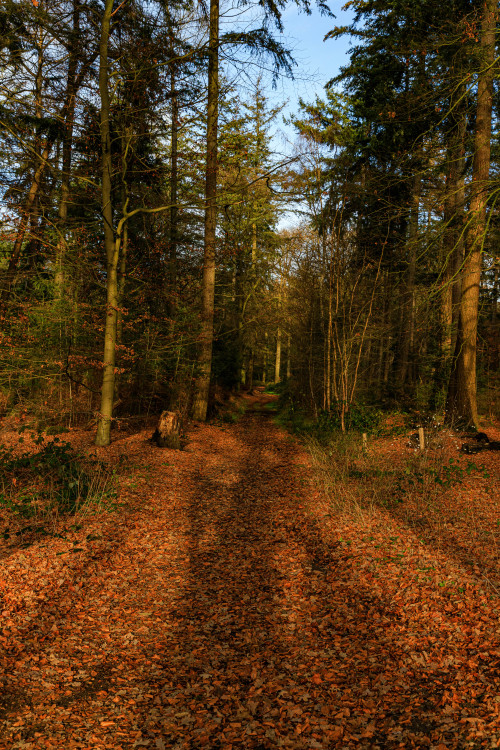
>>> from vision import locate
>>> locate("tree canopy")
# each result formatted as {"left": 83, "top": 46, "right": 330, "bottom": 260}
{"left": 0, "top": 0, "right": 498, "bottom": 437}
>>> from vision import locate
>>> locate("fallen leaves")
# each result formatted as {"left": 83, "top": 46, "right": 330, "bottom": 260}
{"left": 1, "top": 400, "right": 500, "bottom": 748}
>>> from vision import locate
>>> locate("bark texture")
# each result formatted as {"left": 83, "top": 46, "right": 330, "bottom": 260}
{"left": 95, "top": 0, "right": 120, "bottom": 447}
{"left": 445, "top": 0, "right": 497, "bottom": 427}
{"left": 395, "top": 171, "right": 421, "bottom": 388}
{"left": 153, "top": 411, "right": 181, "bottom": 449}
{"left": 191, "top": 0, "right": 220, "bottom": 421}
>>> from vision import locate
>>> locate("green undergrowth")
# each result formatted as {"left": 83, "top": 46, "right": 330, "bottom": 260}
{"left": 305, "top": 429, "right": 491, "bottom": 528}
{"left": 272, "top": 401, "right": 385, "bottom": 442}
{"left": 261, "top": 400, "right": 279, "bottom": 412}
{"left": 263, "top": 382, "right": 283, "bottom": 395}
{"left": 211, "top": 394, "right": 247, "bottom": 424}
{"left": 273, "top": 400, "right": 452, "bottom": 445}
{"left": 0, "top": 431, "right": 118, "bottom": 524}
{"left": 271, "top": 391, "right": 492, "bottom": 530}
{"left": 219, "top": 405, "right": 246, "bottom": 423}
{"left": 268, "top": 379, "right": 461, "bottom": 443}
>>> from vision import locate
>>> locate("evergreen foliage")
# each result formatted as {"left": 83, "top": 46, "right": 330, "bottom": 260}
{"left": 0, "top": 0, "right": 498, "bottom": 437}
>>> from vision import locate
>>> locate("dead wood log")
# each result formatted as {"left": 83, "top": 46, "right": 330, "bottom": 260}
{"left": 152, "top": 411, "right": 181, "bottom": 449}
{"left": 460, "top": 432, "right": 500, "bottom": 453}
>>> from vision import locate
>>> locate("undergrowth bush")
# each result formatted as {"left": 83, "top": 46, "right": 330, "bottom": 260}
{"left": 264, "top": 380, "right": 289, "bottom": 396}
{"left": 306, "top": 430, "right": 490, "bottom": 526}
{"left": 274, "top": 385, "right": 447, "bottom": 441}
{"left": 220, "top": 405, "right": 246, "bottom": 424}
{"left": 274, "top": 403, "right": 315, "bottom": 434}
{"left": 0, "top": 432, "right": 116, "bottom": 519}
{"left": 272, "top": 389, "right": 386, "bottom": 440}
{"left": 274, "top": 404, "right": 383, "bottom": 443}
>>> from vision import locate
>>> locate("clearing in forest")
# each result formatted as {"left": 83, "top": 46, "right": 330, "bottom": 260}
{"left": 1, "top": 394, "right": 500, "bottom": 749}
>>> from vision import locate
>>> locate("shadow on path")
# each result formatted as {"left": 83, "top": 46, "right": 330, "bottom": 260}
{"left": 133, "top": 412, "right": 475, "bottom": 749}
{"left": 2, "top": 409, "right": 496, "bottom": 749}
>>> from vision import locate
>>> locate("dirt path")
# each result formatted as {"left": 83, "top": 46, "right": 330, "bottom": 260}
{"left": 2, "top": 401, "right": 500, "bottom": 749}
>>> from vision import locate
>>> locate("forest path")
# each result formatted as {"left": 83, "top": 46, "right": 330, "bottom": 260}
{"left": 2, "top": 395, "right": 500, "bottom": 748}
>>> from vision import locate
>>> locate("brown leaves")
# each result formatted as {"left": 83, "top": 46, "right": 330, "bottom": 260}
{"left": 1, "top": 403, "right": 500, "bottom": 747}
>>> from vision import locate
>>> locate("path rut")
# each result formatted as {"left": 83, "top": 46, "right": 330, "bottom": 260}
{"left": 2, "top": 405, "right": 497, "bottom": 749}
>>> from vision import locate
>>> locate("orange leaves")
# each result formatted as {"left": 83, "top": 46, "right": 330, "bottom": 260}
{"left": 1, "top": 402, "right": 500, "bottom": 748}
{"left": 334, "top": 707, "right": 351, "bottom": 719}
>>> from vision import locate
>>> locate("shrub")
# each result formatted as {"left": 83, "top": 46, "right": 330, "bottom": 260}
{"left": 0, "top": 432, "right": 116, "bottom": 518}
{"left": 309, "top": 403, "right": 383, "bottom": 439}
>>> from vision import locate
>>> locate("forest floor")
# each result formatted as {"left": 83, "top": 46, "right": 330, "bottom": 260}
{"left": 1, "top": 392, "right": 500, "bottom": 749}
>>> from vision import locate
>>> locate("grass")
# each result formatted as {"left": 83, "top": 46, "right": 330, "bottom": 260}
{"left": 260, "top": 401, "right": 279, "bottom": 413}
{"left": 271, "top": 395, "right": 494, "bottom": 534}
{"left": 309, "top": 428, "right": 500, "bottom": 595}
{"left": 305, "top": 432, "right": 376, "bottom": 517}
{"left": 305, "top": 427, "right": 493, "bottom": 537}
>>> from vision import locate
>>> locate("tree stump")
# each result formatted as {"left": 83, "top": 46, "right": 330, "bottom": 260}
{"left": 152, "top": 411, "right": 181, "bottom": 449}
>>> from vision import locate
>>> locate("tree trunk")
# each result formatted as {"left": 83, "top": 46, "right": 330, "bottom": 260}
{"left": 375, "top": 273, "right": 388, "bottom": 397}
{"left": 191, "top": 0, "right": 219, "bottom": 421}
{"left": 152, "top": 411, "right": 181, "bottom": 449}
{"left": 2, "top": 6, "right": 48, "bottom": 304}
{"left": 286, "top": 333, "right": 291, "bottom": 380}
{"left": 441, "top": 93, "right": 466, "bottom": 354}
{"left": 445, "top": 0, "right": 497, "bottom": 428}
{"left": 492, "top": 263, "right": 498, "bottom": 324}
{"left": 275, "top": 277, "right": 282, "bottom": 383}
{"left": 54, "top": 0, "right": 81, "bottom": 300}
{"left": 95, "top": 0, "right": 120, "bottom": 447}
{"left": 247, "top": 349, "right": 254, "bottom": 390}
{"left": 275, "top": 327, "right": 281, "bottom": 383}
{"left": 116, "top": 125, "right": 132, "bottom": 349}
{"left": 325, "top": 247, "right": 333, "bottom": 411}
{"left": 116, "top": 213, "right": 128, "bottom": 346}
{"left": 395, "top": 171, "right": 421, "bottom": 388}
{"left": 168, "top": 64, "right": 178, "bottom": 316}
{"left": 0, "top": 138, "right": 53, "bottom": 305}
{"left": 263, "top": 331, "right": 268, "bottom": 385}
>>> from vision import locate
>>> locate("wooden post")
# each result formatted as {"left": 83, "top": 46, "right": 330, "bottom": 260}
{"left": 418, "top": 427, "right": 425, "bottom": 451}
{"left": 362, "top": 433, "right": 368, "bottom": 453}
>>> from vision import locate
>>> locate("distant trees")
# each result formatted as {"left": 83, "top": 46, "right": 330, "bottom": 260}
{"left": 214, "top": 81, "right": 285, "bottom": 391}
{"left": 190, "top": 0, "right": 311, "bottom": 420}
{"left": 280, "top": 0, "right": 499, "bottom": 429}
{"left": 0, "top": 0, "right": 497, "bottom": 439}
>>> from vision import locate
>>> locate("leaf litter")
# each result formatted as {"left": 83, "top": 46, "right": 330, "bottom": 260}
{"left": 1, "top": 395, "right": 500, "bottom": 749}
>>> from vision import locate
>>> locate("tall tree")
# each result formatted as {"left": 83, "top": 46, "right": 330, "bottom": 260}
{"left": 191, "top": 0, "right": 220, "bottom": 420}
{"left": 445, "top": 0, "right": 498, "bottom": 427}
{"left": 190, "top": 0, "right": 328, "bottom": 420}
{"left": 95, "top": 0, "right": 119, "bottom": 446}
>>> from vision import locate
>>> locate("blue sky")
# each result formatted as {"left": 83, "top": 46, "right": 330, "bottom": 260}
{"left": 273, "top": 2, "right": 355, "bottom": 146}
{"left": 221, "top": 1, "right": 355, "bottom": 146}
